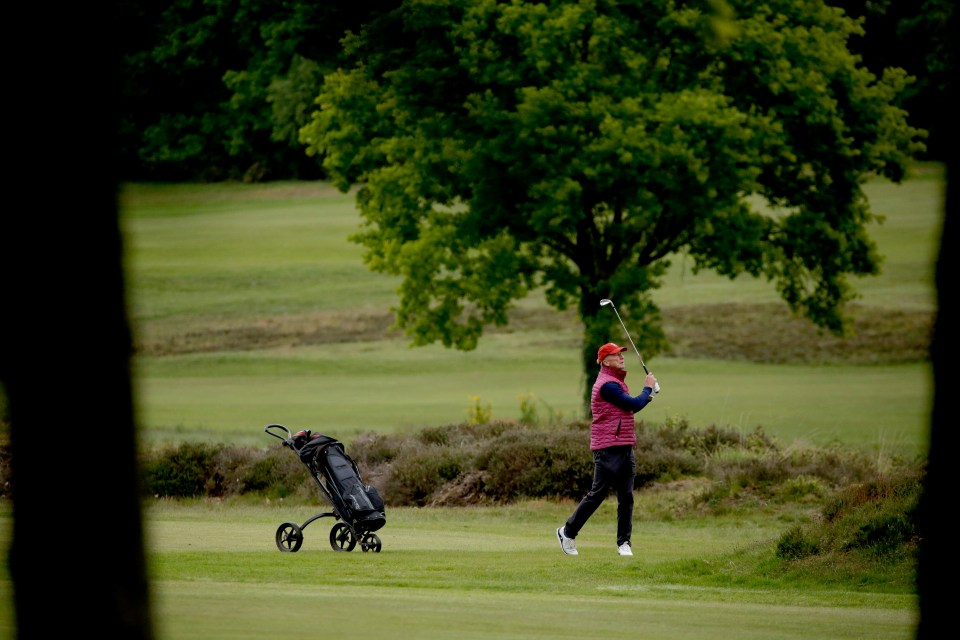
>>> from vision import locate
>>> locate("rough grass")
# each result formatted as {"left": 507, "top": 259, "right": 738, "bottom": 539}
{"left": 135, "top": 302, "right": 932, "bottom": 365}
{"left": 661, "top": 303, "right": 932, "bottom": 365}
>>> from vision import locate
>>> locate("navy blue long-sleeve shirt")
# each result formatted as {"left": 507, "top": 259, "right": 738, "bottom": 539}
{"left": 599, "top": 381, "right": 654, "bottom": 413}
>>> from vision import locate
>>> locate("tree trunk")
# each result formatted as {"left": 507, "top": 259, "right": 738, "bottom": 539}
{"left": 2, "top": 4, "right": 155, "bottom": 637}
{"left": 916, "top": 6, "right": 956, "bottom": 630}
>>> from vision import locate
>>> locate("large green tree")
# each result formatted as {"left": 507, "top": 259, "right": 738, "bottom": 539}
{"left": 300, "top": 0, "right": 923, "bottom": 412}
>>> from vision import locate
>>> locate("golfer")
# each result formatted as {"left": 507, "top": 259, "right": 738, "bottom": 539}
{"left": 557, "top": 342, "right": 657, "bottom": 557}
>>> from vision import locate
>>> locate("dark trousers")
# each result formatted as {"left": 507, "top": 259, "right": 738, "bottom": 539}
{"left": 564, "top": 445, "right": 636, "bottom": 546}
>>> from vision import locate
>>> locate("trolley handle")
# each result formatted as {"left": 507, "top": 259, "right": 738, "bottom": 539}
{"left": 264, "top": 423, "right": 294, "bottom": 447}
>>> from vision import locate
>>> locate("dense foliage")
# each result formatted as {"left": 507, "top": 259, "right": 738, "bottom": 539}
{"left": 117, "top": 0, "right": 950, "bottom": 181}
{"left": 117, "top": 0, "right": 400, "bottom": 181}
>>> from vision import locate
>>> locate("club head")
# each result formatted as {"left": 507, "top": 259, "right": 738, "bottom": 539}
{"left": 599, "top": 299, "right": 612, "bottom": 306}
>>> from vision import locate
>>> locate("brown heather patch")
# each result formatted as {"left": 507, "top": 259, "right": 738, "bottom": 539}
{"left": 120, "top": 181, "right": 346, "bottom": 208}
{"left": 661, "top": 303, "right": 933, "bottom": 365}
{"left": 135, "top": 311, "right": 400, "bottom": 356}
{"left": 135, "top": 306, "right": 585, "bottom": 356}
{"left": 135, "top": 302, "right": 933, "bottom": 364}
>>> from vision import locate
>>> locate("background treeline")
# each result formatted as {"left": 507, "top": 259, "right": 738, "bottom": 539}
{"left": 118, "top": 0, "right": 952, "bottom": 183}
{"left": 118, "top": 0, "right": 399, "bottom": 182}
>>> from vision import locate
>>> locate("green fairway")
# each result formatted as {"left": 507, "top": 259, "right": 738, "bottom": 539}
{"left": 150, "top": 579, "right": 913, "bottom": 640}
{"left": 0, "top": 499, "right": 915, "bottom": 640}
{"left": 123, "top": 184, "right": 402, "bottom": 324}
{"left": 120, "top": 168, "right": 941, "bottom": 459}
{"left": 134, "top": 342, "right": 930, "bottom": 458}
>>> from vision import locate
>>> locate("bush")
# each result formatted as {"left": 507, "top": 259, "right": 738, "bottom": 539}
{"left": 774, "top": 467, "right": 923, "bottom": 563}
{"left": 383, "top": 445, "right": 470, "bottom": 506}
{"left": 141, "top": 442, "right": 221, "bottom": 498}
{"left": 140, "top": 442, "right": 307, "bottom": 499}
{"left": 777, "top": 525, "right": 820, "bottom": 560}
{"left": 125, "top": 419, "right": 921, "bottom": 522}
{"left": 647, "top": 419, "right": 778, "bottom": 456}
{"left": 208, "top": 445, "right": 307, "bottom": 499}
{"left": 634, "top": 445, "right": 703, "bottom": 485}
{"left": 474, "top": 429, "right": 593, "bottom": 501}
{"left": 348, "top": 431, "right": 407, "bottom": 467}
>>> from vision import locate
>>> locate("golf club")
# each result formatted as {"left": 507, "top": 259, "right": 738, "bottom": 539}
{"left": 599, "top": 298, "right": 660, "bottom": 394}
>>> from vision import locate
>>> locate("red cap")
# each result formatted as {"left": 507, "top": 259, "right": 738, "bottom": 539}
{"left": 597, "top": 343, "right": 628, "bottom": 364}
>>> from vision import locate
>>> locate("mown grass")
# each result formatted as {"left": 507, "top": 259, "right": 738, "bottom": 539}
{"left": 119, "top": 166, "right": 941, "bottom": 458}
{"left": 109, "top": 496, "right": 922, "bottom": 638}
{"left": 0, "top": 492, "right": 915, "bottom": 639}
{"left": 0, "top": 490, "right": 918, "bottom": 639}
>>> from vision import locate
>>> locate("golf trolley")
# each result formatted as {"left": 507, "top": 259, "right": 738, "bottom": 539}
{"left": 264, "top": 423, "right": 386, "bottom": 553}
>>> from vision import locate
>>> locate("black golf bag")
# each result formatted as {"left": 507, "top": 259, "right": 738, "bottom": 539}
{"left": 264, "top": 423, "right": 386, "bottom": 552}
{"left": 295, "top": 431, "right": 386, "bottom": 532}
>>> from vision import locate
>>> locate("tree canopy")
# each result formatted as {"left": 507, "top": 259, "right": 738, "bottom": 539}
{"left": 116, "top": 0, "right": 945, "bottom": 183}
{"left": 117, "top": 0, "right": 398, "bottom": 181}
{"left": 302, "top": 0, "right": 923, "bottom": 411}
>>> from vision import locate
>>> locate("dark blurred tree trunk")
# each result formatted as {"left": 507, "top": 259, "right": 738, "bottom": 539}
{"left": 2, "top": 4, "right": 154, "bottom": 638}
{"left": 916, "top": 5, "right": 956, "bottom": 638}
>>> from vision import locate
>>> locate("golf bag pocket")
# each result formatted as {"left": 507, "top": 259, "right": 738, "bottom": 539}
{"left": 324, "top": 445, "right": 386, "bottom": 529}
{"left": 365, "top": 484, "right": 385, "bottom": 512}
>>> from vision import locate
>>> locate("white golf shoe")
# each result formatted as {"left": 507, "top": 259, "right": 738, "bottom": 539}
{"left": 557, "top": 527, "right": 578, "bottom": 555}
{"left": 617, "top": 542, "right": 633, "bottom": 556}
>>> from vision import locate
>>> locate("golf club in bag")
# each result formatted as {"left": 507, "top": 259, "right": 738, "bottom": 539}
{"left": 599, "top": 298, "right": 660, "bottom": 394}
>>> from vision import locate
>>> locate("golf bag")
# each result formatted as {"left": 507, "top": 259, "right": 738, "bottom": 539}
{"left": 294, "top": 430, "right": 386, "bottom": 532}
{"left": 265, "top": 423, "right": 386, "bottom": 552}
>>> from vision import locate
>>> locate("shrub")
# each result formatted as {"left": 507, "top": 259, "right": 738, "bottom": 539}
{"left": 140, "top": 442, "right": 221, "bottom": 498}
{"left": 847, "top": 513, "right": 915, "bottom": 556}
{"left": 465, "top": 395, "right": 492, "bottom": 425}
{"left": 647, "top": 419, "right": 778, "bottom": 456}
{"left": 474, "top": 429, "right": 593, "bottom": 501}
{"left": 209, "top": 446, "right": 307, "bottom": 499}
{"left": 140, "top": 442, "right": 308, "bottom": 499}
{"left": 383, "top": 445, "right": 470, "bottom": 506}
{"left": 634, "top": 446, "right": 704, "bottom": 485}
{"left": 127, "top": 418, "right": 922, "bottom": 527}
{"left": 348, "top": 431, "right": 407, "bottom": 466}
{"left": 777, "top": 525, "right": 820, "bottom": 560}
{"left": 774, "top": 467, "right": 923, "bottom": 563}
{"left": 778, "top": 474, "right": 829, "bottom": 503}
{"left": 518, "top": 392, "right": 538, "bottom": 426}
{"left": 705, "top": 453, "right": 792, "bottom": 492}
{"left": 777, "top": 445, "right": 878, "bottom": 486}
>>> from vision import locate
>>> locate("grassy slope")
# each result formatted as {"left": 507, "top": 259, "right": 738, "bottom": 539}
{"left": 122, "top": 166, "right": 940, "bottom": 458}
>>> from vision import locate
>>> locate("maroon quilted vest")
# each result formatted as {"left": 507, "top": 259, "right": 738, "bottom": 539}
{"left": 589, "top": 366, "right": 637, "bottom": 450}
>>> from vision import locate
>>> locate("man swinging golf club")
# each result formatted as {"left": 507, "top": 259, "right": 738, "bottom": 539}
{"left": 557, "top": 301, "right": 659, "bottom": 557}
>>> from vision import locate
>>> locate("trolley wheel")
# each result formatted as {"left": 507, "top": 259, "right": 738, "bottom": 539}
{"left": 360, "top": 533, "right": 382, "bottom": 553}
{"left": 329, "top": 522, "right": 357, "bottom": 552}
{"left": 275, "top": 522, "right": 304, "bottom": 552}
